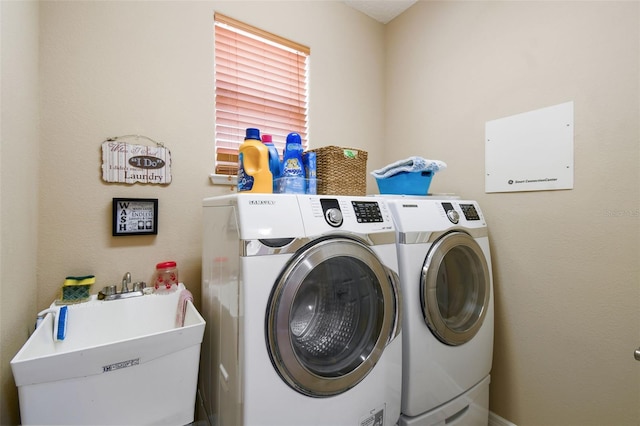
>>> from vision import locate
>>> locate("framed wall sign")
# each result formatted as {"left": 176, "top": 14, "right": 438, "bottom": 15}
{"left": 102, "top": 137, "right": 172, "bottom": 185}
{"left": 112, "top": 198, "right": 158, "bottom": 236}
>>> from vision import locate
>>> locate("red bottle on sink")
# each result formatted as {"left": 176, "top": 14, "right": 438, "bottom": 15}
{"left": 152, "top": 261, "right": 178, "bottom": 293}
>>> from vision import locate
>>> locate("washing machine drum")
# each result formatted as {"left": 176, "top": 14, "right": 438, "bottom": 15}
{"left": 421, "top": 231, "right": 490, "bottom": 346}
{"left": 266, "top": 237, "right": 400, "bottom": 397}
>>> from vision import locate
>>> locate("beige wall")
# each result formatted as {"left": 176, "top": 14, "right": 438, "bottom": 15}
{"left": 386, "top": 1, "right": 639, "bottom": 425}
{"left": 1, "top": 1, "right": 384, "bottom": 423}
{"left": 36, "top": 0, "right": 384, "bottom": 309}
{"left": 0, "top": 1, "right": 40, "bottom": 425}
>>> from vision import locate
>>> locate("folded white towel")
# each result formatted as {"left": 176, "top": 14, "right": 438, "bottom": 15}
{"left": 371, "top": 156, "right": 447, "bottom": 179}
{"left": 175, "top": 289, "right": 194, "bottom": 327}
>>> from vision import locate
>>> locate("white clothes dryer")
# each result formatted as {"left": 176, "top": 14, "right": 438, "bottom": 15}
{"left": 385, "top": 198, "right": 494, "bottom": 426}
{"left": 201, "top": 193, "right": 402, "bottom": 426}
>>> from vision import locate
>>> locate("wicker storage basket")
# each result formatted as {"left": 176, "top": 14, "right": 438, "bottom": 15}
{"left": 307, "top": 146, "right": 368, "bottom": 196}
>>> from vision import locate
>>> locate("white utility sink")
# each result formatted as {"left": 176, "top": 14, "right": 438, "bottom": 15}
{"left": 11, "top": 283, "right": 205, "bottom": 425}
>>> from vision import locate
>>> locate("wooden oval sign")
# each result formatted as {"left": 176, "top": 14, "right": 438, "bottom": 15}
{"left": 128, "top": 156, "right": 166, "bottom": 169}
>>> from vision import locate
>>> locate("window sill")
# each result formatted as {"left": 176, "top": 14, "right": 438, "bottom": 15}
{"left": 209, "top": 173, "right": 237, "bottom": 186}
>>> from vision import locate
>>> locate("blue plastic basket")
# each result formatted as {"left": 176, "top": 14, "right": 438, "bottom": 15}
{"left": 375, "top": 170, "right": 433, "bottom": 195}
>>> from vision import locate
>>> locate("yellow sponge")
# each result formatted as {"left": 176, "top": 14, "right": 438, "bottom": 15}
{"left": 63, "top": 275, "right": 96, "bottom": 287}
{"left": 60, "top": 275, "right": 95, "bottom": 303}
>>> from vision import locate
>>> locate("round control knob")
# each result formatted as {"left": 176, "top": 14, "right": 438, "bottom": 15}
{"left": 446, "top": 209, "right": 460, "bottom": 224}
{"left": 325, "top": 208, "right": 343, "bottom": 227}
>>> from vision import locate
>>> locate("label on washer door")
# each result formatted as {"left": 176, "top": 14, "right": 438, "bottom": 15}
{"left": 359, "top": 404, "right": 384, "bottom": 426}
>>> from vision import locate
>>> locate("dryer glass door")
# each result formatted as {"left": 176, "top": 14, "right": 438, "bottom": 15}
{"left": 266, "top": 237, "right": 399, "bottom": 397}
{"left": 421, "top": 231, "right": 490, "bottom": 346}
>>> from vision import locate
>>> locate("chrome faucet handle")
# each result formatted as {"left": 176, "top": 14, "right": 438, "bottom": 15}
{"left": 97, "top": 285, "right": 117, "bottom": 300}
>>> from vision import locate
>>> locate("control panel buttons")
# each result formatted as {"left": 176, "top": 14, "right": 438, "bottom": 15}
{"left": 460, "top": 204, "right": 481, "bottom": 221}
{"left": 318, "top": 199, "right": 386, "bottom": 227}
{"left": 352, "top": 201, "right": 384, "bottom": 223}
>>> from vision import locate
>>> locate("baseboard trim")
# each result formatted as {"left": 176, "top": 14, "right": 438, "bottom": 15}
{"left": 489, "top": 411, "right": 517, "bottom": 426}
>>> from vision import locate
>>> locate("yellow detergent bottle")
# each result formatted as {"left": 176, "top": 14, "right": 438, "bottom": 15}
{"left": 238, "top": 128, "right": 273, "bottom": 193}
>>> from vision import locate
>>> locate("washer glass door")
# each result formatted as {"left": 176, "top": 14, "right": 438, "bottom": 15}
{"left": 421, "top": 231, "right": 490, "bottom": 346}
{"left": 266, "top": 237, "right": 399, "bottom": 397}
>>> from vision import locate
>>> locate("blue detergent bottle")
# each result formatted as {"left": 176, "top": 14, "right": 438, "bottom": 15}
{"left": 261, "top": 134, "right": 281, "bottom": 193}
{"left": 280, "top": 132, "right": 306, "bottom": 194}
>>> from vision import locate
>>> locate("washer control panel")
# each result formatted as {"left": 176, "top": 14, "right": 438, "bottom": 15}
{"left": 320, "top": 198, "right": 343, "bottom": 227}
{"left": 319, "top": 199, "right": 385, "bottom": 227}
{"left": 351, "top": 201, "right": 384, "bottom": 224}
{"left": 300, "top": 197, "right": 392, "bottom": 232}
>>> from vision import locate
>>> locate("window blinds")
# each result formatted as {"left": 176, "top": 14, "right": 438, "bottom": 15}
{"left": 214, "top": 13, "right": 310, "bottom": 175}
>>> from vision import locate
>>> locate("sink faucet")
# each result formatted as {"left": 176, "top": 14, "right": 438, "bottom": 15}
{"left": 97, "top": 272, "right": 146, "bottom": 301}
{"left": 122, "top": 272, "right": 131, "bottom": 293}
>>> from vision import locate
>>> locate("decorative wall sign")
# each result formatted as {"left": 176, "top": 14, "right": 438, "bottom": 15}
{"left": 485, "top": 101, "right": 574, "bottom": 193}
{"left": 102, "top": 135, "right": 172, "bottom": 184}
{"left": 112, "top": 198, "right": 158, "bottom": 236}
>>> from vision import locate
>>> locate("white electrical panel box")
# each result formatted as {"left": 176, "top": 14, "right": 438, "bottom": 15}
{"left": 485, "top": 101, "right": 574, "bottom": 193}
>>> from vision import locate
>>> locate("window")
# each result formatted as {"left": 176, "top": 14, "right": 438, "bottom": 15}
{"left": 214, "top": 13, "right": 310, "bottom": 176}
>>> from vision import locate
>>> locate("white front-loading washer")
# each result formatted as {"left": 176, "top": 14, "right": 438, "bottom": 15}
{"left": 201, "top": 193, "right": 402, "bottom": 426}
{"left": 385, "top": 198, "right": 494, "bottom": 426}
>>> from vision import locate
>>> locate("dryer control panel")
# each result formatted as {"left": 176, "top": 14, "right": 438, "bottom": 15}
{"left": 442, "top": 202, "right": 482, "bottom": 223}
{"left": 459, "top": 203, "right": 481, "bottom": 221}
{"left": 441, "top": 202, "right": 460, "bottom": 224}
{"left": 386, "top": 198, "right": 486, "bottom": 233}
